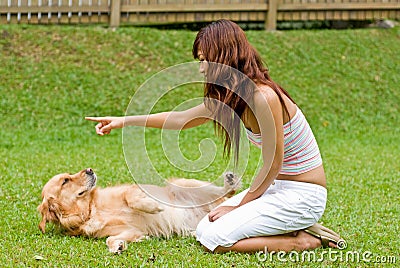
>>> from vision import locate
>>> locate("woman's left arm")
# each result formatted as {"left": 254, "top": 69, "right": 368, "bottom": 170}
{"left": 240, "top": 89, "right": 285, "bottom": 202}
{"left": 208, "top": 89, "right": 284, "bottom": 222}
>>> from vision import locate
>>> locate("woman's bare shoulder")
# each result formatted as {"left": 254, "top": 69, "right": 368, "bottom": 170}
{"left": 253, "top": 85, "right": 281, "bottom": 109}
{"left": 254, "top": 84, "right": 297, "bottom": 120}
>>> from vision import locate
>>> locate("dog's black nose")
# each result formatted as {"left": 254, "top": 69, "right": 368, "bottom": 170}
{"left": 86, "top": 168, "right": 94, "bottom": 175}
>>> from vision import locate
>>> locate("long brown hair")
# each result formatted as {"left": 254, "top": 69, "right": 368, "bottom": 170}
{"left": 192, "top": 20, "right": 295, "bottom": 163}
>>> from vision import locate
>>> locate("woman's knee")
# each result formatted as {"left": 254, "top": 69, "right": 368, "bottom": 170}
{"left": 197, "top": 224, "right": 235, "bottom": 250}
{"left": 195, "top": 216, "right": 210, "bottom": 238}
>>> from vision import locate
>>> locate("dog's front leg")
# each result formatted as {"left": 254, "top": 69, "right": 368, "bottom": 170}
{"left": 124, "top": 188, "right": 164, "bottom": 214}
{"left": 106, "top": 229, "right": 148, "bottom": 254}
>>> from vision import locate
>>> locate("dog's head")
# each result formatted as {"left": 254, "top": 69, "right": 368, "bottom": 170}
{"left": 37, "top": 168, "right": 97, "bottom": 234}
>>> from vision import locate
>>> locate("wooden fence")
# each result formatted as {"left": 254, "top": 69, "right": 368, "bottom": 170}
{"left": 0, "top": 0, "right": 399, "bottom": 30}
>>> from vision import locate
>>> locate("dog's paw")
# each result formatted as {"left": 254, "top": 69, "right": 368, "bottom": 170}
{"left": 223, "top": 172, "right": 241, "bottom": 190}
{"left": 144, "top": 203, "right": 164, "bottom": 214}
{"left": 106, "top": 238, "right": 127, "bottom": 254}
{"left": 153, "top": 205, "right": 164, "bottom": 213}
{"left": 133, "top": 235, "right": 149, "bottom": 242}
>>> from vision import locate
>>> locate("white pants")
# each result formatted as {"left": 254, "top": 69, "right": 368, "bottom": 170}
{"left": 196, "top": 180, "right": 327, "bottom": 251}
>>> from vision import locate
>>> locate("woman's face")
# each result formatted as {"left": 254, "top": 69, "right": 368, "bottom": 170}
{"left": 198, "top": 51, "right": 208, "bottom": 77}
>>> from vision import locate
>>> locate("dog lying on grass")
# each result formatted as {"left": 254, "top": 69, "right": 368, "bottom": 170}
{"left": 37, "top": 168, "right": 240, "bottom": 253}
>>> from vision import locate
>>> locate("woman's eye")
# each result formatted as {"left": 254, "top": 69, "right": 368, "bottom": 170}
{"left": 62, "top": 179, "right": 69, "bottom": 186}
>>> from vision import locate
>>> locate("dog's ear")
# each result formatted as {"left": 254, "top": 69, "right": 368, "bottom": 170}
{"left": 37, "top": 196, "right": 58, "bottom": 233}
{"left": 38, "top": 197, "right": 49, "bottom": 233}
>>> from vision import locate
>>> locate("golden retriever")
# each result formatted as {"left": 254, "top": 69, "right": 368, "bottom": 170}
{"left": 38, "top": 168, "right": 240, "bottom": 253}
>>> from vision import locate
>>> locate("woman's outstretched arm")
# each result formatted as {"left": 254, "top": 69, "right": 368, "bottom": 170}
{"left": 85, "top": 103, "right": 212, "bottom": 135}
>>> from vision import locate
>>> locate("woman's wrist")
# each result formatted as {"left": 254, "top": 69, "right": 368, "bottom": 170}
{"left": 123, "top": 115, "right": 147, "bottom": 127}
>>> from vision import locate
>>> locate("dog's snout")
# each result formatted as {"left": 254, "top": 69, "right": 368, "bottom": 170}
{"left": 86, "top": 168, "right": 94, "bottom": 175}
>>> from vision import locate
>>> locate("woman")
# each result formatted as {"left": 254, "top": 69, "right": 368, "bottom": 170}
{"left": 86, "top": 20, "right": 343, "bottom": 253}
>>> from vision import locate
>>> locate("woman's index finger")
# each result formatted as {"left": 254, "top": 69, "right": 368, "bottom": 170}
{"left": 85, "top": 117, "right": 102, "bottom": 122}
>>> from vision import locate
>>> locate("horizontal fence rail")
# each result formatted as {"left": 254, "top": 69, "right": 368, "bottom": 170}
{"left": 0, "top": 0, "right": 111, "bottom": 24}
{"left": 1, "top": 0, "right": 399, "bottom": 29}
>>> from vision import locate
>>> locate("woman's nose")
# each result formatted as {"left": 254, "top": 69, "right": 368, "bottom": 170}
{"left": 199, "top": 64, "right": 204, "bottom": 73}
{"left": 199, "top": 62, "right": 206, "bottom": 74}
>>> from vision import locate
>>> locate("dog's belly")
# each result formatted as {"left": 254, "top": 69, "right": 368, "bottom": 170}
{"left": 83, "top": 205, "right": 207, "bottom": 239}
{"left": 143, "top": 207, "right": 200, "bottom": 237}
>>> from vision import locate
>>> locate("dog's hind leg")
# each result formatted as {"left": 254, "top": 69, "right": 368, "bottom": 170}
{"left": 223, "top": 172, "right": 241, "bottom": 197}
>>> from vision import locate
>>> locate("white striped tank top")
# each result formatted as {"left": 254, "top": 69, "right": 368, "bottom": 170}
{"left": 245, "top": 108, "right": 323, "bottom": 175}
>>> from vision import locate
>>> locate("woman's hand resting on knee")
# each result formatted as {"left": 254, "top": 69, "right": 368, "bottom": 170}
{"left": 208, "top": 206, "right": 238, "bottom": 222}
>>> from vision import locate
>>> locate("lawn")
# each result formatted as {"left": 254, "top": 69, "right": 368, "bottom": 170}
{"left": 0, "top": 24, "right": 399, "bottom": 267}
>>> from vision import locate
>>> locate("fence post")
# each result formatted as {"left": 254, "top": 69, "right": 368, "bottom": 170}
{"left": 266, "top": 0, "right": 278, "bottom": 31}
{"left": 110, "top": 0, "right": 121, "bottom": 28}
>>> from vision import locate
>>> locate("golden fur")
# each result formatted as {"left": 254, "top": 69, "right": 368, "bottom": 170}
{"left": 38, "top": 168, "right": 239, "bottom": 253}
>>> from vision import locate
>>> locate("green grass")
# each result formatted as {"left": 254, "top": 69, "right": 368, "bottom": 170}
{"left": 1, "top": 24, "right": 399, "bottom": 267}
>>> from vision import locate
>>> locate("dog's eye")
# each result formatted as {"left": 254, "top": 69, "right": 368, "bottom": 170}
{"left": 62, "top": 178, "right": 70, "bottom": 186}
